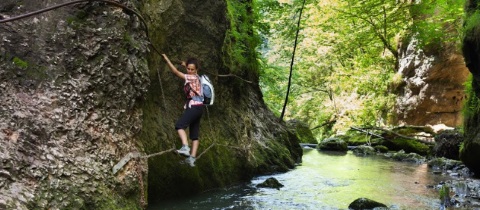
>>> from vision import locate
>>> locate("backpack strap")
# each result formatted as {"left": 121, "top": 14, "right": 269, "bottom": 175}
{"left": 189, "top": 75, "right": 203, "bottom": 103}
{"left": 190, "top": 85, "right": 201, "bottom": 96}
{"left": 189, "top": 75, "right": 202, "bottom": 96}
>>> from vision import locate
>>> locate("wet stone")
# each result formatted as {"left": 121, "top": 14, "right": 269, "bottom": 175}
{"left": 348, "top": 198, "right": 388, "bottom": 210}
{"left": 256, "top": 177, "right": 284, "bottom": 190}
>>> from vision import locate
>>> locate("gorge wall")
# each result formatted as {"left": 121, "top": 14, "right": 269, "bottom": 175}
{"left": 1, "top": 0, "right": 150, "bottom": 208}
{"left": 394, "top": 37, "right": 469, "bottom": 127}
{"left": 140, "top": 0, "right": 302, "bottom": 202}
{"left": 0, "top": 0, "right": 301, "bottom": 209}
{"left": 460, "top": 0, "right": 480, "bottom": 176}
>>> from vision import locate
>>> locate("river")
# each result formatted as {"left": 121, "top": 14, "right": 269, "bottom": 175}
{"left": 149, "top": 148, "right": 456, "bottom": 209}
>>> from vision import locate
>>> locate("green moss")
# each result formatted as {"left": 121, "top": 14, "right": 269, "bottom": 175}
{"left": 287, "top": 120, "right": 316, "bottom": 143}
{"left": 464, "top": 10, "right": 480, "bottom": 37}
{"left": 11, "top": 56, "right": 50, "bottom": 82}
{"left": 374, "top": 145, "right": 389, "bottom": 153}
{"left": 463, "top": 75, "right": 480, "bottom": 119}
{"left": 318, "top": 138, "right": 348, "bottom": 151}
{"left": 459, "top": 142, "right": 465, "bottom": 154}
{"left": 12, "top": 57, "right": 28, "bottom": 68}
{"left": 92, "top": 190, "right": 141, "bottom": 210}
{"left": 341, "top": 131, "right": 382, "bottom": 146}
{"left": 345, "top": 134, "right": 370, "bottom": 146}
{"left": 223, "top": 0, "right": 260, "bottom": 77}
{"left": 124, "top": 33, "right": 134, "bottom": 45}
{"left": 383, "top": 137, "right": 430, "bottom": 155}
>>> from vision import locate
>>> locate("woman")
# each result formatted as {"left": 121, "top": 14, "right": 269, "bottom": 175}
{"left": 162, "top": 54, "right": 204, "bottom": 167}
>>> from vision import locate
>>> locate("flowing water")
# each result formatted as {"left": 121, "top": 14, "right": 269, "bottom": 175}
{"left": 149, "top": 148, "right": 454, "bottom": 209}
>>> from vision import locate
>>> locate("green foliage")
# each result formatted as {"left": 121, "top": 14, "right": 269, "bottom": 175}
{"left": 459, "top": 141, "right": 465, "bottom": 154}
{"left": 410, "top": 0, "right": 465, "bottom": 49}
{"left": 335, "top": 0, "right": 411, "bottom": 58}
{"left": 224, "top": 0, "right": 261, "bottom": 76}
{"left": 439, "top": 185, "right": 451, "bottom": 204}
{"left": 257, "top": 0, "right": 400, "bottom": 138}
{"left": 258, "top": 58, "right": 288, "bottom": 116}
{"left": 256, "top": 0, "right": 465, "bottom": 139}
{"left": 464, "top": 10, "right": 480, "bottom": 42}
{"left": 463, "top": 75, "right": 480, "bottom": 118}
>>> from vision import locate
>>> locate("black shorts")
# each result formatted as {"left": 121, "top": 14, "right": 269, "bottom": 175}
{"left": 175, "top": 105, "right": 204, "bottom": 140}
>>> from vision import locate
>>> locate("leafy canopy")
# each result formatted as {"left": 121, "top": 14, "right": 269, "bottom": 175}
{"left": 255, "top": 0, "right": 465, "bottom": 138}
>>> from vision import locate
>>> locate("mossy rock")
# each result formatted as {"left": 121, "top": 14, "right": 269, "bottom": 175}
{"left": 286, "top": 119, "right": 317, "bottom": 144}
{"left": 432, "top": 129, "right": 463, "bottom": 160}
{"left": 386, "top": 150, "right": 426, "bottom": 163}
{"left": 342, "top": 130, "right": 382, "bottom": 146}
{"left": 317, "top": 138, "right": 348, "bottom": 151}
{"left": 428, "top": 157, "right": 464, "bottom": 170}
{"left": 352, "top": 145, "right": 376, "bottom": 156}
{"left": 374, "top": 145, "right": 389, "bottom": 153}
{"left": 381, "top": 137, "right": 430, "bottom": 155}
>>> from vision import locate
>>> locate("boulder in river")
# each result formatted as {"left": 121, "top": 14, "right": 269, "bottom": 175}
{"left": 352, "top": 145, "right": 376, "bottom": 156}
{"left": 385, "top": 150, "right": 426, "bottom": 163}
{"left": 256, "top": 177, "right": 284, "bottom": 190}
{"left": 317, "top": 138, "right": 348, "bottom": 151}
{"left": 432, "top": 129, "right": 463, "bottom": 160}
{"left": 348, "top": 197, "right": 388, "bottom": 210}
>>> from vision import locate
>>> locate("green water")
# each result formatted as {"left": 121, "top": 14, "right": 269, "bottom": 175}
{"left": 150, "top": 149, "right": 449, "bottom": 209}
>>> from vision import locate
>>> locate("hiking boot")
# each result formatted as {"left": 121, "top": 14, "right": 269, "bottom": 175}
{"left": 185, "top": 156, "right": 196, "bottom": 167}
{"left": 176, "top": 145, "right": 190, "bottom": 157}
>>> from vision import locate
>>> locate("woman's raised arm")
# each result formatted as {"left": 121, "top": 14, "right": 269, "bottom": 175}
{"left": 162, "top": 54, "right": 185, "bottom": 80}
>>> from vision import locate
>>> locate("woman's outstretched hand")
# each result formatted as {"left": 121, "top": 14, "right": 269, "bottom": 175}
{"left": 161, "top": 54, "right": 185, "bottom": 79}
{"left": 161, "top": 54, "right": 169, "bottom": 61}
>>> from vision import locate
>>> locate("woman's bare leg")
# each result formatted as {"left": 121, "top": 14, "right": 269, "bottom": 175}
{"left": 177, "top": 129, "right": 189, "bottom": 146}
{"left": 191, "top": 140, "right": 199, "bottom": 157}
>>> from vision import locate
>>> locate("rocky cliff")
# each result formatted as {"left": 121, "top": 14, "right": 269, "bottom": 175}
{"left": 0, "top": 0, "right": 301, "bottom": 209}
{"left": 460, "top": 0, "right": 480, "bottom": 176}
{"left": 394, "top": 37, "right": 469, "bottom": 127}
{"left": 1, "top": 0, "right": 150, "bottom": 209}
{"left": 140, "top": 0, "right": 301, "bottom": 202}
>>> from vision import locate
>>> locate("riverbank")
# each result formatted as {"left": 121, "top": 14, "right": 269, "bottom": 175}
{"left": 149, "top": 148, "right": 469, "bottom": 209}
{"left": 350, "top": 145, "right": 480, "bottom": 209}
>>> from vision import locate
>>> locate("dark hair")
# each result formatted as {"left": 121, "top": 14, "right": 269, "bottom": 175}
{"left": 186, "top": 58, "right": 200, "bottom": 70}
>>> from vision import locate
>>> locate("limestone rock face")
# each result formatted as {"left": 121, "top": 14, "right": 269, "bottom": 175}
{"left": 0, "top": 0, "right": 149, "bottom": 209}
{"left": 394, "top": 37, "right": 469, "bottom": 127}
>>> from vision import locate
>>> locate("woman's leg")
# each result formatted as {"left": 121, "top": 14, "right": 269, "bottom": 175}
{"left": 177, "top": 129, "right": 189, "bottom": 146}
{"left": 191, "top": 140, "right": 199, "bottom": 157}
{"left": 188, "top": 106, "right": 204, "bottom": 157}
{"left": 175, "top": 106, "right": 203, "bottom": 147}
